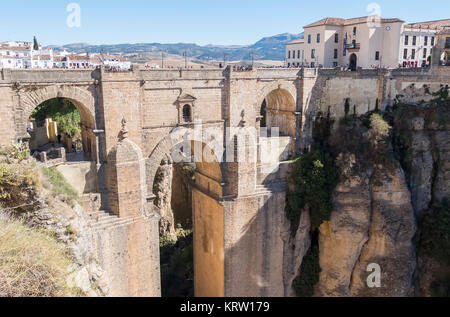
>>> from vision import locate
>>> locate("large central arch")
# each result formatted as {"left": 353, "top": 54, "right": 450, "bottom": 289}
{"left": 147, "top": 133, "right": 225, "bottom": 297}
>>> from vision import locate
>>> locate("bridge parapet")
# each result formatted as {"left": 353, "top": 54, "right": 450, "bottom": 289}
{"left": 140, "top": 68, "right": 226, "bottom": 81}
{"left": 1, "top": 69, "right": 98, "bottom": 84}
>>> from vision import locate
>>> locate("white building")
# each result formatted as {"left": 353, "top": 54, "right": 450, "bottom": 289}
{"left": 399, "top": 19, "right": 450, "bottom": 68}
{"left": 287, "top": 17, "right": 450, "bottom": 70}
{"left": 296, "top": 16, "right": 404, "bottom": 69}
{"left": 286, "top": 39, "right": 305, "bottom": 67}
{"left": 0, "top": 41, "right": 131, "bottom": 70}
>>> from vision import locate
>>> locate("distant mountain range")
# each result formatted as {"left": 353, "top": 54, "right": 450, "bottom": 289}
{"left": 46, "top": 33, "right": 304, "bottom": 62}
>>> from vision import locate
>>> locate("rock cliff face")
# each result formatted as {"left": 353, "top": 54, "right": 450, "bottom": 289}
{"left": 393, "top": 99, "right": 450, "bottom": 296}
{"left": 285, "top": 97, "right": 449, "bottom": 297}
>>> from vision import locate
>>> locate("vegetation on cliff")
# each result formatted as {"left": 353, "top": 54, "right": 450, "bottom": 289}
{"left": 287, "top": 112, "right": 338, "bottom": 296}
{"left": 286, "top": 150, "right": 339, "bottom": 230}
{"left": 289, "top": 109, "right": 397, "bottom": 297}
{"left": 160, "top": 225, "right": 194, "bottom": 297}
{"left": 0, "top": 144, "right": 82, "bottom": 297}
{"left": 286, "top": 112, "right": 339, "bottom": 231}
{"left": 0, "top": 215, "right": 77, "bottom": 297}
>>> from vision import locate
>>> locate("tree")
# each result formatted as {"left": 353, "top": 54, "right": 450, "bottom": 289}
{"left": 33, "top": 36, "right": 39, "bottom": 51}
{"left": 31, "top": 98, "right": 81, "bottom": 138}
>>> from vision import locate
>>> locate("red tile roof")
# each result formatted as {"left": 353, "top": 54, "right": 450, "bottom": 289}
{"left": 304, "top": 16, "right": 403, "bottom": 28}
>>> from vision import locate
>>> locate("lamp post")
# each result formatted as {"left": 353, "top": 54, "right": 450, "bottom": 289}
{"left": 183, "top": 51, "right": 187, "bottom": 69}
{"left": 161, "top": 51, "right": 166, "bottom": 69}
{"left": 223, "top": 54, "right": 228, "bottom": 68}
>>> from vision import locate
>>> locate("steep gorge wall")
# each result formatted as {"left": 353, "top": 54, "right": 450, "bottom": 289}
{"left": 284, "top": 81, "right": 449, "bottom": 297}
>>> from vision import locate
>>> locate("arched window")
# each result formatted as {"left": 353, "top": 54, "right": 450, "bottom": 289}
{"left": 183, "top": 105, "right": 192, "bottom": 122}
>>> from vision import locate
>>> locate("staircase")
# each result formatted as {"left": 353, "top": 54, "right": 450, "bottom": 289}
{"left": 82, "top": 194, "right": 138, "bottom": 232}
{"left": 86, "top": 210, "right": 138, "bottom": 231}
{"left": 254, "top": 181, "right": 288, "bottom": 195}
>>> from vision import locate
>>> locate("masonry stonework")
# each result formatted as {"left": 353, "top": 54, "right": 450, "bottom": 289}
{"left": 0, "top": 65, "right": 448, "bottom": 297}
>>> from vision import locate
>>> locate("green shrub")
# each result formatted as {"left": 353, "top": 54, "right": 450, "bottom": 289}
{"left": 369, "top": 113, "right": 391, "bottom": 142}
{"left": 0, "top": 143, "right": 30, "bottom": 163}
{"left": 160, "top": 225, "right": 194, "bottom": 297}
{"left": 31, "top": 98, "right": 81, "bottom": 138}
{"left": 293, "top": 244, "right": 321, "bottom": 297}
{"left": 286, "top": 150, "right": 339, "bottom": 229}
{"left": 0, "top": 162, "right": 41, "bottom": 212}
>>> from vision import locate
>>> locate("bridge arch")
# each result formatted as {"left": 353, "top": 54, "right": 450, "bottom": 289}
{"left": 19, "top": 85, "right": 97, "bottom": 160}
{"left": 258, "top": 87, "right": 297, "bottom": 137}
{"left": 20, "top": 85, "right": 96, "bottom": 127}
{"left": 147, "top": 132, "right": 225, "bottom": 297}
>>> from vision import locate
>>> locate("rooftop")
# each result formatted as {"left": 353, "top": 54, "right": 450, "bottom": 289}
{"left": 406, "top": 19, "right": 450, "bottom": 30}
{"left": 304, "top": 16, "right": 404, "bottom": 28}
{"left": 287, "top": 39, "right": 305, "bottom": 45}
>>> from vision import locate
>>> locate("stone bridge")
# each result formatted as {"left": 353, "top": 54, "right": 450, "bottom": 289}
{"left": 0, "top": 66, "right": 448, "bottom": 297}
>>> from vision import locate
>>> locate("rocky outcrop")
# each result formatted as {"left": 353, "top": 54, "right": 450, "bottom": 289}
{"left": 401, "top": 117, "right": 434, "bottom": 218}
{"left": 22, "top": 197, "right": 110, "bottom": 297}
{"left": 349, "top": 165, "right": 417, "bottom": 296}
{"left": 282, "top": 209, "right": 311, "bottom": 297}
{"left": 153, "top": 161, "right": 176, "bottom": 237}
{"left": 316, "top": 153, "right": 373, "bottom": 297}
{"left": 393, "top": 101, "right": 450, "bottom": 296}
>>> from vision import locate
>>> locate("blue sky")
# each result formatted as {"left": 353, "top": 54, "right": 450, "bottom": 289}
{"left": 1, "top": 0, "right": 449, "bottom": 46}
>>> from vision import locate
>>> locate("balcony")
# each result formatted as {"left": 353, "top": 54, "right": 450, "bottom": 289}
{"left": 345, "top": 42, "right": 361, "bottom": 52}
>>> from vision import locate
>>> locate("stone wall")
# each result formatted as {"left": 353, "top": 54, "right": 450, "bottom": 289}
{"left": 0, "top": 66, "right": 448, "bottom": 297}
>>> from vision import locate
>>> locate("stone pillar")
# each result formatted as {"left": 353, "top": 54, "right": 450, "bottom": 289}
{"left": 58, "top": 147, "right": 66, "bottom": 162}
{"left": 40, "top": 151, "right": 47, "bottom": 163}
{"left": 106, "top": 120, "right": 147, "bottom": 218}
{"left": 99, "top": 120, "right": 161, "bottom": 297}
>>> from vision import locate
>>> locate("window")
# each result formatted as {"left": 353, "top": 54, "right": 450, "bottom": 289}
{"left": 446, "top": 37, "right": 450, "bottom": 49}
{"left": 431, "top": 37, "right": 435, "bottom": 46}
{"left": 288, "top": 51, "right": 291, "bottom": 59}
{"left": 334, "top": 49, "right": 338, "bottom": 59}
{"left": 311, "top": 49, "right": 315, "bottom": 59}
{"left": 333, "top": 62, "right": 338, "bottom": 67}
{"left": 182, "top": 105, "right": 192, "bottom": 122}
{"left": 375, "top": 51, "right": 380, "bottom": 61}
{"left": 298, "top": 50, "right": 301, "bottom": 59}
{"left": 308, "top": 34, "right": 311, "bottom": 44}
{"left": 423, "top": 48, "right": 427, "bottom": 59}
{"left": 353, "top": 27, "right": 357, "bottom": 36}
{"left": 335, "top": 33, "right": 339, "bottom": 43}
{"left": 405, "top": 35, "right": 409, "bottom": 46}
{"left": 424, "top": 36, "right": 428, "bottom": 46}
{"left": 411, "top": 49, "right": 416, "bottom": 60}
{"left": 403, "top": 49, "right": 408, "bottom": 59}
{"left": 317, "top": 33, "right": 320, "bottom": 43}
{"left": 412, "top": 36, "right": 417, "bottom": 46}
{"left": 311, "top": 62, "right": 315, "bottom": 68}
{"left": 287, "top": 63, "right": 290, "bottom": 67}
